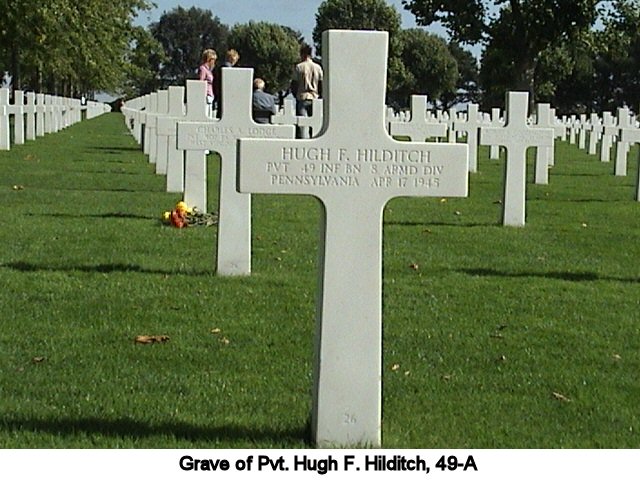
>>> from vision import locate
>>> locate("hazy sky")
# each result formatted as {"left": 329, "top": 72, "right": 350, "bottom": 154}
{"left": 136, "top": 0, "right": 426, "bottom": 45}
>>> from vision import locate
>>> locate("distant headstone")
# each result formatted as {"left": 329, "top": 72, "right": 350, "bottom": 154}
{"left": 614, "top": 107, "right": 632, "bottom": 176}
{"left": 533, "top": 103, "right": 557, "bottom": 184}
{"left": 178, "top": 69, "right": 296, "bottom": 276}
{"left": 177, "top": 81, "right": 211, "bottom": 213}
{"left": 7, "top": 90, "right": 25, "bottom": 144}
{"left": 24, "top": 92, "right": 36, "bottom": 141}
{"left": 601, "top": 112, "right": 616, "bottom": 163}
{"left": 388, "top": 95, "right": 447, "bottom": 141}
{"left": 588, "top": 113, "right": 602, "bottom": 156}
{"left": 488, "top": 108, "right": 502, "bottom": 160}
{"left": 157, "top": 86, "right": 187, "bottom": 192}
{"left": 480, "top": 92, "right": 554, "bottom": 226}
{"left": 0, "top": 89, "right": 10, "bottom": 150}
{"left": 297, "top": 98, "right": 324, "bottom": 138}
{"left": 620, "top": 122, "right": 640, "bottom": 201}
{"left": 238, "top": 30, "right": 469, "bottom": 447}
{"left": 454, "top": 103, "right": 481, "bottom": 172}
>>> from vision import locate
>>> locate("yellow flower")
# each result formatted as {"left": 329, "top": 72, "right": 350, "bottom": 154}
{"left": 176, "top": 201, "right": 190, "bottom": 214}
{"left": 162, "top": 211, "right": 171, "bottom": 223}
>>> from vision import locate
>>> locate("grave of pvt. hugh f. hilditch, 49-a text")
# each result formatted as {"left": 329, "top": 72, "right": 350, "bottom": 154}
{"left": 178, "top": 68, "right": 295, "bottom": 276}
{"left": 238, "top": 30, "right": 469, "bottom": 447}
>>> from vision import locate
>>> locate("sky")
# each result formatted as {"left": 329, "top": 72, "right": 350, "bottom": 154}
{"left": 136, "top": 0, "right": 442, "bottom": 47}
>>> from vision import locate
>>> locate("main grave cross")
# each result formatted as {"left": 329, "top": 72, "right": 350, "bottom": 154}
{"left": 238, "top": 30, "right": 469, "bottom": 447}
{"left": 480, "top": 91, "right": 554, "bottom": 226}
{"left": 178, "top": 69, "right": 295, "bottom": 276}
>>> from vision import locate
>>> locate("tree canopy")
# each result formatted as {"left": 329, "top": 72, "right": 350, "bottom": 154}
{"left": 227, "top": 22, "right": 301, "bottom": 92}
{"left": 149, "top": 6, "right": 230, "bottom": 88}
{"left": 403, "top": 0, "right": 601, "bottom": 103}
{"left": 0, "top": 0, "right": 152, "bottom": 96}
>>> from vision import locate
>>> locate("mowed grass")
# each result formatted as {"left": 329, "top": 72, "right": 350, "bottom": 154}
{"left": 1, "top": 113, "right": 639, "bottom": 448}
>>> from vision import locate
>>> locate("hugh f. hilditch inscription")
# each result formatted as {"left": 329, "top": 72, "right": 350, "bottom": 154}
{"left": 238, "top": 30, "right": 468, "bottom": 448}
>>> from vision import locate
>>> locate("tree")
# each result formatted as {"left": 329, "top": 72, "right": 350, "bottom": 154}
{"left": 389, "top": 29, "right": 458, "bottom": 107}
{"left": 313, "top": 0, "right": 402, "bottom": 54}
{"left": 442, "top": 41, "right": 480, "bottom": 108}
{"left": 122, "top": 26, "right": 167, "bottom": 98}
{"left": 594, "top": 0, "right": 640, "bottom": 111}
{"left": 403, "top": 0, "right": 601, "bottom": 101}
{"left": 0, "top": 0, "right": 152, "bottom": 96}
{"left": 226, "top": 22, "right": 301, "bottom": 92}
{"left": 150, "top": 6, "right": 229, "bottom": 87}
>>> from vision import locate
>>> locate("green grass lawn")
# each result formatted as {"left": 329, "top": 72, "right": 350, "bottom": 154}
{"left": 1, "top": 113, "right": 639, "bottom": 448}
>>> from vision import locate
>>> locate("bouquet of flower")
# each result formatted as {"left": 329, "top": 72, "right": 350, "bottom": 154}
{"left": 162, "top": 201, "right": 218, "bottom": 228}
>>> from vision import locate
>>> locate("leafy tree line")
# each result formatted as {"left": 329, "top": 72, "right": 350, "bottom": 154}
{"left": 2, "top": 0, "right": 640, "bottom": 115}
{"left": 0, "top": 0, "right": 153, "bottom": 97}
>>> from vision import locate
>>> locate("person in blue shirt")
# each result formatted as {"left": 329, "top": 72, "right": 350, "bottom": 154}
{"left": 252, "top": 78, "right": 278, "bottom": 124}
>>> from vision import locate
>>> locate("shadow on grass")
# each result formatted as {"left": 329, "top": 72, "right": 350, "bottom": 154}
{"left": 1, "top": 416, "right": 310, "bottom": 446}
{"left": 1, "top": 261, "right": 214, "bottom": 277}
{"left": 89, "top": 146, "right": 142, "bottom": 153}
{"left": 26, "top": 212, "right": 157, "bottom": 220}
{"left": 459, "top": 267, "right": 640, "bottom": 283}
{"left": 386, "top": 220, "right": 499, "bottom": 228}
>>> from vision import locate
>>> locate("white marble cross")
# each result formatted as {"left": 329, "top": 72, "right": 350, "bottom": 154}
{"left": 178, "top": 69, "right": 296, "bottom": 276}
{"left": 533, "top": 103, "right": 557, "bottom": 184}
{"left": 614, "top": 107, "right": 632, "bottom": 176}
{"left": 388, "top": 95, "right": 447, "bottom": 141}
{"left": 0, "top": 89, "right": 10, "bottom": 150}
{"left": 5, "top": 89, "right": 25, "bottom": 145}
{"left": 35, "top": 93, "right": 46, "bottom": 137}
{"left": 480, "top": 92, "right": 554, "bottom": 226}
{"left": 24, "top": 92, "right": 37, "bottom": 141}
{"left": 238, "top": 30, "right": 469, "bottom": 447}
{"left": 157, "top": 86, "right": 187, "bottom": 192}
{"left": 488, "top": 108, "right": 502, "bottom": 160}
{"left": 454, "top": 103, "right": 480, "bottom": 172}
{"left": 297, "top": 97, "right": 324, "bottom": 138}
{"left": 271, "top": 98, "right": 297, "bottom": 126}
{"left": 601, "top": 111, "right": 616, "bottom": 163}
{"left": 153, "top": 89, "right": 169, "bottom": 172}
{"left": 177, "top": 81, "right": 211, "bottom": 213}
{"left": 620, "top": 121, "right": 640, "bottom": 201}
{"left": 588, "top": 113, "right": 602, "bottom": 156}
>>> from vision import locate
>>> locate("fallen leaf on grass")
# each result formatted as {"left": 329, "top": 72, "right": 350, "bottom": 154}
{"left": 612, "top": 353, "right": 622, "bottom": 360}
{"left": 581, "top": 223, "right": 588, "bottom": 228}
{"left": 134, "top": 335, "right": 170, "bottom": 344}
{"left": 454, "top": 210, "right": 462, "bottom": 216}
{"left": 211, "top": 328, "right": 222, "bottom": 334}
{"left": 32, "top": 356, "right": 46, "bottom": 364}
{"left": 219, "top": 337, "right": 230, "bottom": 346}
{"left": 552, "top": 392, "right": 571, "bottom": 402}
{"left": 391, "top": 364, "right": 400, "bottom": 371}
{"left": 12, "top": 185, "right": 25, "bottom": 191}
{"left": 409, "top": 263, "right": 419, "bottom": 271}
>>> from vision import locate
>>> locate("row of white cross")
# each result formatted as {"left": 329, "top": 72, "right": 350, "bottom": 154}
{"left": 121, "top": 30, "right": 639, "bottom": 448}
{"left": 0, "top": 87, "right": 110, "bottom": 151}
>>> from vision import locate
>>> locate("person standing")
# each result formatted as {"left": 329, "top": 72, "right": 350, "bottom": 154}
{"left": 291, "top": 44, "right": 323, "bottom": 138}
{"left": 198, "top": 49, "right": 217, "bottom": 116}
{"left": 252, "top": 78, "right": 278, "bottom": 124}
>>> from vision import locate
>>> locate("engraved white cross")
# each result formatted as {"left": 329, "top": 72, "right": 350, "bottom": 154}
{"left": 480, "top": 92, "right": 554, "bottom": 226}
{"left": 178, "top": 69, "right": 295, "bottom": 275}
{"left": 238, "top": 30, "right": 468, "bottom": 447}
